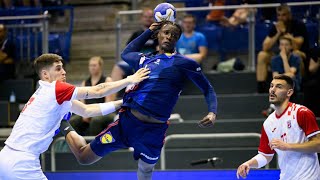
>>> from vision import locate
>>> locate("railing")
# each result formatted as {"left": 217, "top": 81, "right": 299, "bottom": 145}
{"left": 49, "top": 133, "right": 262, "bottom": 171}
{"left": 0, "top": 6, "right": 74, "bottom": 62}
{"left": 116, "top": 1, "right": 320, "bottom": 71}
{"left": 160, "top": 133, "right": 261, "bottom": 170}
{"left": 0, "top": 12, "right": 49, "bottom": 62}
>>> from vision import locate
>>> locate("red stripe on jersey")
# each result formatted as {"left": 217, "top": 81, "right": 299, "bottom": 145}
{"left": 258, "top": 126, "right": 275, "bottom": 155}
{"left": 55, "top": 81, "right": 76, "bottom": 105}
{"left": 297, "top": 107, "right": 320, "bottom": 137}
{"left": 96, "top": 120, "right": 119, "bottom": 137}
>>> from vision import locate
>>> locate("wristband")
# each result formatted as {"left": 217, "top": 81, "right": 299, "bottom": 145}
{"left": 99, "top": 102, "right": 116, "bottom": 116}
{"left": 59, "top": 120, "right": 75, "bottom": 136}
{"left": 253, "top": 154, "right": 268, "bottom": 168}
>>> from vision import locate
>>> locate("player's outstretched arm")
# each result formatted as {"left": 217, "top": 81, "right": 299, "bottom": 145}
{"left": 76, "top": 68, "right": 150, "bottom": 100}
{"left": 71, "top": 100, "right": 122, "bottom": 118}
{"left": 236, "top": 154, "right": 273, "bottom": 179}
{"left": 59, "top": 120, "right": 102, "bottom": 165}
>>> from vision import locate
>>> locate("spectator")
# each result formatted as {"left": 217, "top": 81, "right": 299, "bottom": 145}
{"left": 206, "top": 0, "right": 225, "bottom": 22}
{"left": 271, "top": 36, "right": 301, "bottom": 93}
{"left": 0, "top": 24, "right": 15, "bottom": 81}
{"left": 220, "top": 0, "right": 257, "bottom": 27}
{"left": 69, "top": 56, "right": 114, "bottom": 136}
{"left": 256, "top": 4, "right": 309, "bottom": 93}
{"left": 109, "top": 7, "right": 157, "bottom": 101}
{"left": 176, "top": 14, "right": 208, "bottom": 64}
{"left": 303, "top": 47, "right": 320, "bottom": 117}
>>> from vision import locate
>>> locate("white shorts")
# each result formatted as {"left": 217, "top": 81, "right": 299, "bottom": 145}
{"left": 0, "top": 146, "right": 47, "bottom": 180}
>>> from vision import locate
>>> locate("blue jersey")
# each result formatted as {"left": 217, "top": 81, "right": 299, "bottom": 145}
{"left": 121, "top": 29, "right": 217, "bottom": 121}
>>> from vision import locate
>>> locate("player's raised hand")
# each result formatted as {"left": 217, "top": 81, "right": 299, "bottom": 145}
{"left": 236, "top": 162, "right": 250, "bottom": 179}
{"left": 126, "top": 68, "right": 150, "bottom": 84}
{"left": 198, "top": 112, "right": 216, "bottom": 128}
{"left": 149, "top": 22, "right": 162, "bottom": 32}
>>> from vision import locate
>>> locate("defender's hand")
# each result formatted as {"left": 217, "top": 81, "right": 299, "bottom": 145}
{"left": 126, "top": 68, "right": 150, "bottom": 84}
{"left": 236, "top": 162, "right": 250, "bottom": 179}
{"left": 198, "top": 112, "right": 216, "bottom": 128}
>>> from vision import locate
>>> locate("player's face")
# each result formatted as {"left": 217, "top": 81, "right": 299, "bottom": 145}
{"left": 88, "top": 59, "right": 101, "bottom": 76}
{"left": 269, "top": 79, "right": 292, "bottom": 105}
{"left": 158, "top": 24, "right": 180, "bottom": 52}
{"left": 46, "top": 61, "right": 66, "bottom": 82}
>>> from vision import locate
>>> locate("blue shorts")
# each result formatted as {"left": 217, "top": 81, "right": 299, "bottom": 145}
{"left": 90, "top": 109, "right": 168, "bottom": 164}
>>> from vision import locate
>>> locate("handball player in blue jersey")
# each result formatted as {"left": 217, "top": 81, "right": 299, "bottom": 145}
{"left": 59, "top": 21, "right": 217, "bottom": 180}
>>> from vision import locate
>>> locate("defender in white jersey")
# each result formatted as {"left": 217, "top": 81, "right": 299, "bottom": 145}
{"left": 237, "top": 74, "right": 320, "bottom": 180}
{"left": 0, "top": 54, "right": 150, "bottom": 180}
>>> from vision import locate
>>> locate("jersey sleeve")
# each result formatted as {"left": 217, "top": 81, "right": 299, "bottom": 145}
{"left": 297, "top": 107, "right": 320, "bottom": 138}
{"left": 55, "top": 81, "right": 76, "bottom": 105}
{"left": 181, "top": 59, "right": 217, "bottom": 114}
{"left": 121, "top": 29, "right": 154, "bottom": 70}
{"left": 258, "top": 126, "right": 275, "bottom": 156}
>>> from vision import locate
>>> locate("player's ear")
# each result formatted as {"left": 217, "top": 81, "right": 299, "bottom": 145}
{"left": 287, "top": 88, "right": 294, "bottom": 97}
{"left": 41, "top": 69, "right": 49, "bottom": 80}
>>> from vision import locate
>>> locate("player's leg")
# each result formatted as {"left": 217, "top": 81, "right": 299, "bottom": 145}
{"left": 61, "top": 118, "right": 126, "bottom": 165}
{"left": 0, "top": 146, "right": 14, "bottom": 179}
{"left": 0, "top": 146, "right": 47, "bottom": 180}
{"left": 137, "top": 158, "right": 156, "bottom": 180}
{"left": 65, "top": 131, "right": 102, "bottom": 165}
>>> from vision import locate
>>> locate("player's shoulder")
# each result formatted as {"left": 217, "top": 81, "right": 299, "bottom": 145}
{"left": 296, "top": 104, "right": 313, "bottom": 115}
{"left": 174, "top": 53, "right": 197, "bottom": 63}
{"left": 174, "top": 54, "right": 200, "bottom": 67}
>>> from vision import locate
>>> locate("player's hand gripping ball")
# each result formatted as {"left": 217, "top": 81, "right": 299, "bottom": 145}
{"left": 154, "top": 3, "right": 176, "bottom": 22}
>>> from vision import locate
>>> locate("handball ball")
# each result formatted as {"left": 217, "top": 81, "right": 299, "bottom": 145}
{"left": 154, "top": 3, "right": 176, "bottom": 22}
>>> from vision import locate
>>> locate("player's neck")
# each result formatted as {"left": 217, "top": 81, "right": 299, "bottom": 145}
{"left": 274, "top": 100, "right": 290, "bottom": 117}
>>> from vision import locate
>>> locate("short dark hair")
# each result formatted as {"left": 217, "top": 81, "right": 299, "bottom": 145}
{"left": 273, "top": 74, "right": 295, "bottom": 89}
{"left": 34, "top": 53, "right": 63, "bottom": 78}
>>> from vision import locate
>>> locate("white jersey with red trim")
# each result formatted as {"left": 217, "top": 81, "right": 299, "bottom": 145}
{"left": 258, "top": 102, "right": 320, "bottom": 180}
{"left": 5, "top": 80, "right": 77, "bottom": 155}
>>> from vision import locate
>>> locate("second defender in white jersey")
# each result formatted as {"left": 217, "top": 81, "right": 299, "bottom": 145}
{"left": 237, "top": 74, "right": 320, "bottom": 180}
{"left": 0, "top": 54, "right": 150, "bottom": 180}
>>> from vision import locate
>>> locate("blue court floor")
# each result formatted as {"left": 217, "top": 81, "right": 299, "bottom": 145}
{"left": 46, "top": 170, "right": 280, "bottom": 180}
